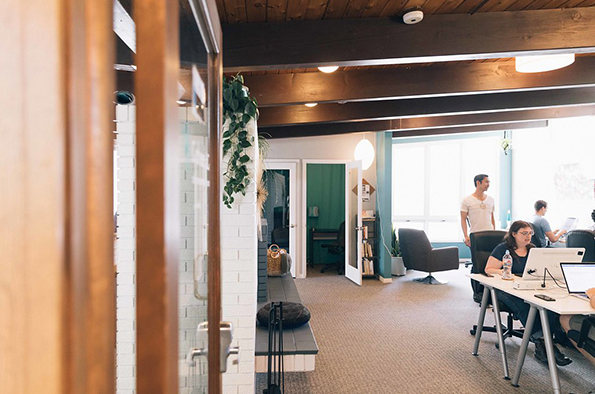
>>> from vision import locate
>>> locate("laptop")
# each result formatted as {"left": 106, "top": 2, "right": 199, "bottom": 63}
{"left": 521, "top": 247, "right": 585, "bottom": 281}
{"left": 560, "top": 263, "right": 595, "bottom": 301}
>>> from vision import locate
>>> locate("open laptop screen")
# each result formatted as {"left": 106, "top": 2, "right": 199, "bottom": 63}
{"left": 560, "top": 263, "right": 595, "bottom": 293}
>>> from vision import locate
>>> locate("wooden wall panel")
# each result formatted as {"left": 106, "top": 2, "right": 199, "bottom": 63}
{"left": 0, "top": 2, "right": 66, "bottom": 392}
{"left": 0, "top": 1, "right": 115, "bottom": 393}
{"left": 135, "top": 0, "right": 180, "bottom": 393}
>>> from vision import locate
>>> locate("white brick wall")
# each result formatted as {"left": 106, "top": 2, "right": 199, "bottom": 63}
{"left": 115, "top": 106, "right": 258, "bottom": 394}
{"left": 220, "top": 118, "right": 258, "bottom": 394}
{"left": 115, "top": 105, "right": 137, "bottom": 394}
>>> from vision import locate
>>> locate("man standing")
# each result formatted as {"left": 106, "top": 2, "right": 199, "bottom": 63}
{"left": 529, "top": 200, "right": 566, "bottom": 247}
{"left": 460, "top": 174, "right": 495, "bottom": 247}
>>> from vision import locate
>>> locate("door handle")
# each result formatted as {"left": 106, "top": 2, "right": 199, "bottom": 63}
{"left": 289, "top": 224, "right": 296, "bottom": 228}
{"left": 186, "top": 321, "right": 240, "bottom": 372}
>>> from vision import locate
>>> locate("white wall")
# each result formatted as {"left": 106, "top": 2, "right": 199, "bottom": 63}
{"left": 267, "top": 132, "right": 379, "bottom": 277}
{"left": 267, "top": 132, "right": 378, "bottom": 190}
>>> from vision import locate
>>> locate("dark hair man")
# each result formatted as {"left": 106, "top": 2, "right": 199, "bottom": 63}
{"left": 528, "top": 200, "right": 566, "bottom": 247}
{"left": 460, "top": 174, "right": 495, "bottom": 247}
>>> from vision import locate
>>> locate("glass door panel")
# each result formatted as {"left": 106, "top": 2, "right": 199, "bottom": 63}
{"left": 179, "top": 19, "right": 210, "bottom": 394}
{"left": 263, "top": 162, "right": 297, "bottom": 276}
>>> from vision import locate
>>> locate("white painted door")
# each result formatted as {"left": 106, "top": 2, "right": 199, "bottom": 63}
{"left": 345, "top": 161, "right": 363, "bottom": 286}
{"left": 264, "top": 161, "right": 298, "bottom": 277}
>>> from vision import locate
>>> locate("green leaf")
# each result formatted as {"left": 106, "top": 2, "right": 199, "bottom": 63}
{"left": 246, "top": 102, "right": 256, "bottom": 117}
{"left": 239, "top": 140, "right": 252, "bottom": 148}
{"left": 242, "top": 114, "right": 251, "bottom": 124}
{"left": 239, "top": 155, "right": 250, "bottom": 163}
{"left": 223, "top": 89, "right": 231, "bottom": 102}
{"left": 231, "top": 99, "right": 238, "bottom": 111}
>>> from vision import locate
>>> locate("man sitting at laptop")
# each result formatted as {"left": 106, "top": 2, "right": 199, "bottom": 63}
{"left": 529, "top": 200, "right": 567, "bottom": 248}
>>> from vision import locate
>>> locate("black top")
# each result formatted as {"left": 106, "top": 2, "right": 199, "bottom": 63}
{"left": 490, "top": 242, "right": 528, "bottom": 275}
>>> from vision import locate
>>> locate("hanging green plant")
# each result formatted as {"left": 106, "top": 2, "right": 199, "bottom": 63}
{"left": 222, "top": 74, "right": 259, "bottom": 208}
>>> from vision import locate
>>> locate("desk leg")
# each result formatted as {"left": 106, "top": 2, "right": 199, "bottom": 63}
{"left": 490, "top": 288, "right": 509, "bottom": 379}
{"left": 539, "top": 307, "right": 561, "bottom": 394}
{"left": 472, "top": 286, "right": 491, "bottom": 356}
{"left": 511, "top": 305, "right": 537, "bottom": 387}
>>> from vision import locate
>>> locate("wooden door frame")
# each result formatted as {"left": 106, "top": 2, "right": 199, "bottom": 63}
{"left": 135, "top": 0, "right": 222, "bottom": 393}
{"left": 0, "top": 1, "right": 115, "bottom": 393}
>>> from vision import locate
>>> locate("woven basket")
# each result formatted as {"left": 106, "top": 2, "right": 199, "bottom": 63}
{"left": 267, "top": 244, "right": 286, "bottom": 276}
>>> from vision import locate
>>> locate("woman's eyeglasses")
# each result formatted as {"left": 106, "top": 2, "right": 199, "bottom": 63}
{"left": 518, "top": 230, "right": 534, "bottom": 236}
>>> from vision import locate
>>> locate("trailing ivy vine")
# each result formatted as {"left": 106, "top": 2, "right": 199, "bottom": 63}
{"left": 222, "top": 74, "right": 258, "bottom": 208}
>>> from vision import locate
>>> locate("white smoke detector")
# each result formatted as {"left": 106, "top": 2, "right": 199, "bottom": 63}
{"left": 403, "top": 9, "right": 424, "bottom": 25}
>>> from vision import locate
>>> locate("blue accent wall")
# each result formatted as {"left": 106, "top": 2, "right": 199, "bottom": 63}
{"left": 431, "top": 242, "right": 470, "bottom": 259}
{"left": 498, "top": 143, "right": 513, "bottom": 230}
{"left": 376, "top": 132, "right": 393, "bottom": 278}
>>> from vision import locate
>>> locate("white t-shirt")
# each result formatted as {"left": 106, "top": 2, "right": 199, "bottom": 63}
{"left": 461, "top": 194, "right": 495, "bottom": 233}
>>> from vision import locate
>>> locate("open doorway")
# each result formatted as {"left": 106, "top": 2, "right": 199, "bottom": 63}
{"left": 305, "top": 163, "right": 346, "bottom": 277}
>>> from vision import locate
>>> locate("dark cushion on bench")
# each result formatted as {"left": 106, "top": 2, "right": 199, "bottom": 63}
{"left": 257, "top": 302, "right": 311, "bottom": 329}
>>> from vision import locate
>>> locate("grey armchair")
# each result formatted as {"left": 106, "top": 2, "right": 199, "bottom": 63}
{"left": 398, "top": 228, "right": 459, "bottom": 285}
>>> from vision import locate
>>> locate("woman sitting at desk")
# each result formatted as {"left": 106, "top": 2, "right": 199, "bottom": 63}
{"left": 485, "top": 220, "right": 573, "bottom": 366}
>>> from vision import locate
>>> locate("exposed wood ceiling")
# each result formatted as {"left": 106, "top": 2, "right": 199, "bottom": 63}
{"left": 215, "top": 0, "right": 595, "bottom": 24}
{"left": 114, "top": 1, "right": 595, "bottom": 138}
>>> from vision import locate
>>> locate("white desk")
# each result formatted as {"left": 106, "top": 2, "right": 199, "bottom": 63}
{"left": 468, "top": 273, "right": 594, "bottom": 394}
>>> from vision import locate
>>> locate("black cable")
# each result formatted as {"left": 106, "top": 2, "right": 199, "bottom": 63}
{"left": 525, "top": 268, "right": 567, "bottom": 289}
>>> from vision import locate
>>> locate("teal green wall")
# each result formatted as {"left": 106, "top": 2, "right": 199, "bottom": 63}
{"left": 498, "top": 143, "right": 513, "bottom": 230}
{"left": 307, "top": 164, "right": 345, "bottom": 265}
{"left": 432, "top": 242, "right": 470, "bottom": 259}
{"left": 376, "top": 132, "right": 392, "bottom": 279}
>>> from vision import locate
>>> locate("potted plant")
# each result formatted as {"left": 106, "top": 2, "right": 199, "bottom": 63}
{"left": 391, "top": 227, "right": 406, "bottom": 276}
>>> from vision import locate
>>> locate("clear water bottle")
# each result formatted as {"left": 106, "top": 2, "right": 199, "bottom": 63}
{"left": 502, "top": 250, "right": 513, "bottom": 280}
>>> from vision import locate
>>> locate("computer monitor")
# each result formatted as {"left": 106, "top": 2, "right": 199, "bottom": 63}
{"left": 560, "top": 263, "right": 595, "bottom": 294}
{"left": 521, "top": 247, "right": 585, "bottom": 281}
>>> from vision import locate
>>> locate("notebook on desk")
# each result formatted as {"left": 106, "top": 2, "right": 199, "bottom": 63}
{"left": 560, "top": 263, "right": 595, "bottom": 301}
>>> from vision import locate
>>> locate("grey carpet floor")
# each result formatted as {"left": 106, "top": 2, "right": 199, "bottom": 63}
{"left": 256, "top": 265, "right": 595, "bottom": 394}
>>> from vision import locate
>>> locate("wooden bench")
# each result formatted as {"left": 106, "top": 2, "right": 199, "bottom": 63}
{"left": 254, "top": 275, "right": 319, "bottom": 372}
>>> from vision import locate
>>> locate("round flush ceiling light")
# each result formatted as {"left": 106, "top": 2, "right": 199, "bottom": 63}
{"left": 317, "top": 66, "right": 339, "bottom": 73}
{"left": 515, "top": 54, "right": 575, "bottom": 73}
{"left": 305, "top": 103, "right": 318, "bottom": 107}
{"left": 354, "top": 137, "right": 375, "bottom": 170}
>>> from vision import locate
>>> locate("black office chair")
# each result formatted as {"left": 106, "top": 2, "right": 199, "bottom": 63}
{"left": 320, "top": 222, "right": 345, "bottom": 275}
{"left": 566, "top": 229, "right": 595, "bottom": 262}
{"left": 568, "top": 316, "right": 595, "bottom": 358}
{"left": 469, "top": 231, "right": 524, "bottom": 342}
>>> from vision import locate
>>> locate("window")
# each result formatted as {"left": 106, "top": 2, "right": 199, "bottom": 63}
{"left": 511, "top": 117, "right": 595, "bottom": 231}
{"left": 393, "top": 134, "right": 501, "bottom": 242}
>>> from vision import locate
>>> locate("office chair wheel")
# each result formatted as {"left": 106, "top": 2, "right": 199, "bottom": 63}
{"left": 470, "top": 329, "right": 476, "bottom": 336}
{"left": 495, "top": 343, "right": 500, "bottom": 349}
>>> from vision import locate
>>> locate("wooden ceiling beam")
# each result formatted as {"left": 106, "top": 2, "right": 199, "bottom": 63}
{"left": 259, "top": 105, "right": 595, "bottom": 138}
{"left": 257, "top": 87, "right": 595, "bottom": 126}
{"left": 392, "top": 120, "right": 549, "bottom": 138}
{"left": 221, "top": 7, "right": 595, "bottom": 71}
{"left": 244, "top": 56, "right": 595, "bottom": 107}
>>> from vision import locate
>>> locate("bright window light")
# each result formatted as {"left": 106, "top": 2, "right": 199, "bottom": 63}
{"left": 304, "top": 103, "right": 318, "bottom": 107}
{"left": 515, "top": 54, "right": 575, "bottom": 73}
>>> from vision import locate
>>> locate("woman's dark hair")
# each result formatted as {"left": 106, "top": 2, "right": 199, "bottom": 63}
{"left": 503, "top": 220, "right": 534, "bottom": 257}
{"left": 591, "top": 209, "right": 595, "bottom": 224}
